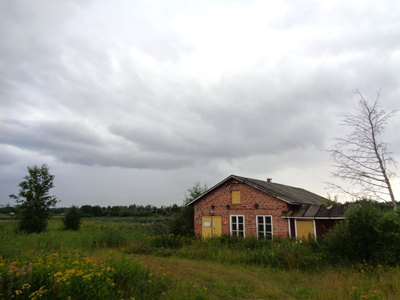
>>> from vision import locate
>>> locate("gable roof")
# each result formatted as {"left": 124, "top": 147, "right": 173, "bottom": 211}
{"left": 187, "top": 175, "right": 327, "bottom": 206}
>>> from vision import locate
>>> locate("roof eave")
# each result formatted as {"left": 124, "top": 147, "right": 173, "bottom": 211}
{"left": 186, "top": 175, "right": 244, "bottom": 206}
{"left": 281, "top": 216, "right": 345, "bottom": 220}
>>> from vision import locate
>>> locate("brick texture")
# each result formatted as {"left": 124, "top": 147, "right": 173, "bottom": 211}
{"left": 193, "top": 178, "right": 290, "bottom": 238}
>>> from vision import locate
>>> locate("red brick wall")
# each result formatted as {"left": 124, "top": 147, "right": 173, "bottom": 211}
{"left": 193, "top": 178, "right": 290, "bottom": 238}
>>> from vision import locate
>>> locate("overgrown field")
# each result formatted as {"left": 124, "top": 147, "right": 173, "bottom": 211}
{"left": 1, "top": 219, "right": 399, "bottom": 299}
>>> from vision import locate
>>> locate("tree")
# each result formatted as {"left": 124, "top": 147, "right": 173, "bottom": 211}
{"left": 92, "top": 205, "right": 102, "bottom": 217}
{"left": 169, "top": 181, "right": 208, "bottom": 236}
{"left": 62, "top": 205, "right": 82, "bottom": 231}
{"left": 183, "top": 181, "right": 208, "bottom": 205}
{"left": 80, "top": 205, "right": 93, "bottom": 217}
{"left": 326, "top": 90, "right": 398, "bottom": 209}
{"left": 9, "top": 164, "right": 59, "bottom": 233}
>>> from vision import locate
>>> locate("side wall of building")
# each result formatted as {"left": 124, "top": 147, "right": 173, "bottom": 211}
{"left": 193, "top": 178, "right": 290, "bottom": 238}
{"left": 315, "top": 219, "right": 341, "bottom": 239}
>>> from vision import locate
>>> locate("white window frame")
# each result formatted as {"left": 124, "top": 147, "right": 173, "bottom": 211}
{"left": 256, "top": 215, "right": 273, "bottom": 239}
{"left": 230, "top": 215, "right": 245, "bottom": 237}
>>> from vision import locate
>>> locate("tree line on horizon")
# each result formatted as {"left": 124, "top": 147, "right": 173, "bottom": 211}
{"left": 0, "top": 203, "right": 183, "bottom": 218}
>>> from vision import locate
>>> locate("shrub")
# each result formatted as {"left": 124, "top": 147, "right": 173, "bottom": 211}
{"left": 62, "top": 205, "right": 82, "bottom": 231}
{"left": 149, "top": 220, "right": 171, "bottom": 236}
{"left": 323, "top": 200, "right": 400, "bottom": 265}
{"left": 168, "top": 206, "right": 194, "bottom": 237}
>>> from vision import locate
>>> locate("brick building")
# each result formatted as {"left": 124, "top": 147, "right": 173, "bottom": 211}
{"left": 187, "top": 175, "right": 345, "bottom": 239}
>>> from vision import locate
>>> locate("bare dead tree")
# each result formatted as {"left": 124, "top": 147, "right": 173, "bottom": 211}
{"left": 326, "top": 90, "right": 398, "bottom": 209}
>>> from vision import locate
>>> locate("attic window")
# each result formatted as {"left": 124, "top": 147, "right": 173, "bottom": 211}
{"left": 231, "top": 191, "right": 241, "bottom": 204}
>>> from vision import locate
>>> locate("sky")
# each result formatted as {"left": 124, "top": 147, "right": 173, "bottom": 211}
{"left": 1, "top": 0, "right": 400, "bottom": 208}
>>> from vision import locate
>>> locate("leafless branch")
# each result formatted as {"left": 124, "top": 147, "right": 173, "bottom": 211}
{"left": 325, "top": 90, "right": 398, "bottom": 209}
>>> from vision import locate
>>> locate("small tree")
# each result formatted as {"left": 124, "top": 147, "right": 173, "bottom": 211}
{"left": 169, "top": 181, "right": 208, "bottom": 236}
{"left": 183, "top": 181, "right": 208, "bottom": 205}
{"left": 9, "top": 164, "right": 59, "bottom": 233}
{"left": 62, "top": 205, "right": 82, "bottom": 231}
{"left": 326, "top": 90, "right": 398, "bottom": 209}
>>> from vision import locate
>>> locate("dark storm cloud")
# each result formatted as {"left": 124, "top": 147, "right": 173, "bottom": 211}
{"left": 0, "top": 118, "right": 104, "bottom": 165}
{"left": 1, "top": 0, "right": 399, "bottom": 206}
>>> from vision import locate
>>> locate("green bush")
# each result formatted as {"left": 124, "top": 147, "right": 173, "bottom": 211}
{"left": 323, "top": 200, "right": 400, "bottom": 265}
{"left": 62, "top": 205, "right": 82, "bottom": 231}
{"left": 168, "top": 206, "right": 194, "bottom": 237}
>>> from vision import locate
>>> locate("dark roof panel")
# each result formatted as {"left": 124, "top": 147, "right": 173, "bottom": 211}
{"left": 282, "top": 204, "right": 347, "bottom": 219}
{"left": 315, "top": 205, "right": 333, "bottom": 218}
{"left": 304, "top": 204, "right": 321, "bottom": 217}
{"left": 331, "top": 205, "right": 345, "bottom": 217}
{"left": 290, "top": 204, "right": 310, "bottom": 217}
{"left": 235, "top": 175, "right": 327, "bottom": 205}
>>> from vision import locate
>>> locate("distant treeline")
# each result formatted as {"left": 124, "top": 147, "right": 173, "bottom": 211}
{"left": 0, "top": 203, "right": 183, "bottom": 218}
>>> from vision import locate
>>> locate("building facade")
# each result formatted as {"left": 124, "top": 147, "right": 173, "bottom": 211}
{"left": 187, "top": 175, "right": 345, "bottom": 239}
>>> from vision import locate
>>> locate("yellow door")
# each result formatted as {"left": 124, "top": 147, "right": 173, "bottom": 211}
{"left": 296, "top": 220, "right": 315, "bottom": 240}
{"left": 202, "top": 216, "right": 222, "bottom": 238}
{"left": 212, "top": 216, "right": 222, "bottom": 237}
{"left": 202, "top": 216, "right": 212, "bottom": 238}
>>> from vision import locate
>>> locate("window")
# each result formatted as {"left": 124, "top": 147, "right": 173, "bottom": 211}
{"left": 231, "top": 191, "right": 240, "bottom": 204}
{"left": 230, "top": 215, "right": 245, "bottom": 237}
{"left": 257, "top": 215, "right": 273, "bottom": 238}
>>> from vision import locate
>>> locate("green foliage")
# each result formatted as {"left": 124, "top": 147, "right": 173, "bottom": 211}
{"left": 131, "top": 233, "right": 325, "bottom": 271}
{"left": 1, "top": 219, "right": 399, "bottom": 299}
{"left": 62, "top": 205, "right": 82, "bottom": 231}
{"left": 168, "top": 181, "right": 208, "bottom": 237}
{"left": 9, "top": 164, "right": 59, "bottom": 234}
{"left": 148, "top": 234, "right": 193, "bottom": 250}
{"left": 0, "top": 250, "right": 150, "bottom": 300}
{"left": 183, "top": 181, "right": 208, "bottom": 205}
{"left": 0, "top": 222, "right": 210, "bottom": 300}
{"left": 169, "top": 206, "right": 195, "bottom": 237}
{"left": 84, "top": 223, "right": 148, "bottom": 249}
{"left": 323, "top": 200, "right": 400, "bottom": 265}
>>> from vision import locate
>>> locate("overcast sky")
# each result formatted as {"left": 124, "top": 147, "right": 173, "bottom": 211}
{"left": 1, "top": 0, "right": 399, "bottom": 208}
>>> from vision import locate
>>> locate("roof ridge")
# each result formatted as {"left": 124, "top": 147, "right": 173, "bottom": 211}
{"left": 187, "top": 174, "right": 327, "bottom": 206}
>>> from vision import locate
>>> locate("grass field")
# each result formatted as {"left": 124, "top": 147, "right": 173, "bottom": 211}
{"left": 0, "top": 219, "right": 399, "bottom": 300}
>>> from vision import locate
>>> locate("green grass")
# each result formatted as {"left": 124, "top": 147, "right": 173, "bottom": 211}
{"left": 1, "top": 220, "right": 399, "bottom": 300}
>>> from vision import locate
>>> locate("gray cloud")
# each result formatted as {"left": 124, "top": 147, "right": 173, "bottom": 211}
{"left": 1, "top": 0, "right": 399, "bottom": 206}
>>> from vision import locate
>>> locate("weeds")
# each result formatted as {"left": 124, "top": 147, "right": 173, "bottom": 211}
{"left": 1, "top": 219, "right": 399, "bottom": 299}
{"left": 0, "top": 250, "right": 144, "bottom": 299}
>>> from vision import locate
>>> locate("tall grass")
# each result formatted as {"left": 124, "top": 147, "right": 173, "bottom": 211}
{"left": 133, "top": 234, "right": 326, "bottom": 271}
{"left": 1, "top": 219, "right": 399, "bottom": 299}
{"left": 0, "top": 220, "right": 208, "bottom": 300}
{"left": 0, "top": 220, "right": 148, "bottom": 255}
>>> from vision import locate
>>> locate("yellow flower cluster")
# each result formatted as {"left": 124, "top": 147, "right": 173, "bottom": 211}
{"left": 29, "top": 286, "right": 47, "bottom": 300}
{"left": 1, "top": 250, "right": 120, "bottom": 300}
{"left": 349, "top": 286, "right": 381, "bottom": 300}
